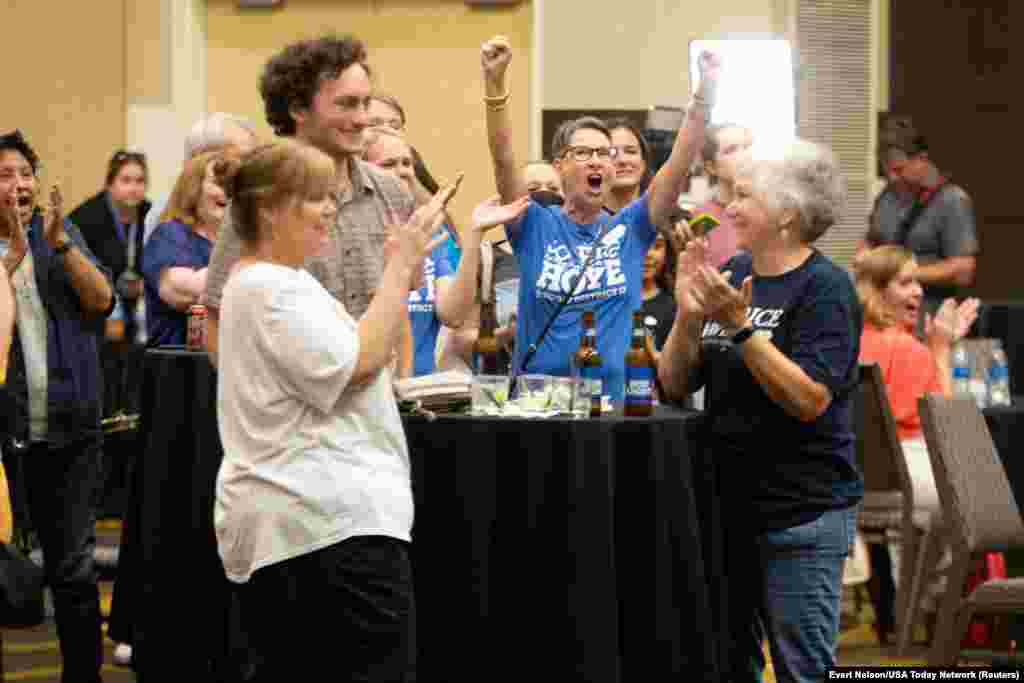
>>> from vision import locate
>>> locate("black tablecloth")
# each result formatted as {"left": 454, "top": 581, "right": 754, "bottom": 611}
{"left": 122, "top": 350, "right": 728, "bottom": 681}
{"left": 405, "top": 408, "right": 725, "bottom": 682}
{"left": 987, "top": 398, "right": 1024, "bottom": 503}
{"left": 122, "top": 349, "right": 245, "bottom": 680}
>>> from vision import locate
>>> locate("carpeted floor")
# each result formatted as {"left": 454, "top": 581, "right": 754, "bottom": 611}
{"left": 1, "top": 521, "right": 134, "bottom": 681}
{"left": 0, "top": 521, "right": 957, "bottom": 680}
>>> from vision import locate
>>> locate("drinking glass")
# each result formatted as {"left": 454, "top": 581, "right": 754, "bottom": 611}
{"left": 471, "top": 375, "right": 510, "bottom": 415}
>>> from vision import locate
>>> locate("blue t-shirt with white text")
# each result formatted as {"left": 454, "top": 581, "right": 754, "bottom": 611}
{"left": 408, "top": 243, "right": 453, "bottom": 376}
{"left": 508, "top": 197, "right": 656, "bottom": 400}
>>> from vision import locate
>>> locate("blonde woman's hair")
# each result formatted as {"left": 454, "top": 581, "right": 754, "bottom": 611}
{"left": 216, "top": 140, "right": 337, "bottom": 244}
{"left": 854, "top": 245, "right": 916, "bottom": 328}
{"left": 159, "top": 150, "right": 223, "bottom": 225}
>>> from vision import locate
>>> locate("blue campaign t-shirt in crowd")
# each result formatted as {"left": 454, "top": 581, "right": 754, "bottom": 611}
{"left": 695, "top": 250, "right": 864, "bottom": 532}
{"left": 507, "top": 196, "right": 656, "bottom": 400}
{"left": 408, "top": 242, "right": 453, "bottom": 376}
{"left": 142, "top": 220, "right": 214, "bottom": 346}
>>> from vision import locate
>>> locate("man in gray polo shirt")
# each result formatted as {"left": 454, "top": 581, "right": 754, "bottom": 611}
{"left": 862, "top": 132, "right": 979, "bottom": 327}
{"left": 204, "top": 35, "right": 414, "bottom": 357}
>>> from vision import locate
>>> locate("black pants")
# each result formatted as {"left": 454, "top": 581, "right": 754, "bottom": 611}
{"left": 12, "top": 438, "right": 104, "bottom": 683}
{"left": 242, "top": 535, "right": 416, "bottom": 683}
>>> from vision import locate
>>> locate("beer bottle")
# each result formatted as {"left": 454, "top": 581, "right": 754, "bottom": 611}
{"left": 474, "top": 288, "right": 504, "bottom": 375}
{"left": 573, "top": 310, "right": 604, "bottom": 417}
{"left": 624, "top": 311, "right": 655, "bottom": 417}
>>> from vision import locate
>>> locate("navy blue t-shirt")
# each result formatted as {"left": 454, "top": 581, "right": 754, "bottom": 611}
{"left": 143, "top": 220, "right": 214, "bottom": 346}
{"left": 696, "top": 250, "right": 864, "bottom": 532}
{"left": 508, "top": 197, "right": 656, "bottom": 400}
{"left": 408, "top": 242, "right": 453, "bottom": 376}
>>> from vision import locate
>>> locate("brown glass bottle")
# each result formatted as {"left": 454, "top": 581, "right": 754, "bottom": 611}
{"left": 624, "top": 311, "right": 655, "bottom": 417}
{"left": 474, "top": 298, "right": 503, "bottom": 375}
{"left": 573, "top": 310, "right": 603, "bottom": 417}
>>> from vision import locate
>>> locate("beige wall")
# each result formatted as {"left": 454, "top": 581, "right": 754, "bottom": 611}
{"left": 204, "top": 0, "right": 532, "bottom": 230}
{"left": 126, "top": 0, "right": 209, "bottom": 199}
{"left": 541, "top": 0, "right": 783, "bottom": 111}
{"left": 0, "top": 1, "right": 126, "bottom": 210}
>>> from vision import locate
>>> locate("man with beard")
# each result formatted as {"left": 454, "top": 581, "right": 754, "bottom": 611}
{"left": 204, "top": 35, "right": 415, "bottom": 361}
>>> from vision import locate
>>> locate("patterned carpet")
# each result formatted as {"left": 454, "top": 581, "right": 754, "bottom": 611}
{"left": 0, "top": 522, "right": 947, "bottom": 680}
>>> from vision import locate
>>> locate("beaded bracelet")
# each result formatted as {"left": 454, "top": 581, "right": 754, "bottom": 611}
{"left": 483, "top": 90, "right": 511, "bottom": 105}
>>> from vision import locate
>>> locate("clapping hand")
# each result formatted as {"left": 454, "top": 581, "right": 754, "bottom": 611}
{"left": 42, "top": 184, "right": 67, "bottom": 249}
{"left": 470, "top": 195, "right": 530, "bottom": 237}
{"left": 695, "top": 265, "right": 752, "bottom": 332}
{"left": 955, "top": 297, "right": 981, "bottom": 339}
{"left": 383, "top": 183, "right": 457, "bottom": 289}
{"left": 674, "top": 237, "right": 709, "bottom": 319}
{"left": 926, "top": 296, "right": 981, "bottom": 346}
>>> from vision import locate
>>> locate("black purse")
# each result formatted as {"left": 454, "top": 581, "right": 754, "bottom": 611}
{"left": 0, "top": 540, "right": 45, "bottom": 627}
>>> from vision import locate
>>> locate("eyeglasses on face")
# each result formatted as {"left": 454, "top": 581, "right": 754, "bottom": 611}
{"left": 368, "top": 117, "right": 405, "bottom": 131}
{"left": 563, "top": 145, "right": 618, "bottom": 163}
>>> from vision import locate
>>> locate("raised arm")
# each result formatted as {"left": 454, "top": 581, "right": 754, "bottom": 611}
{"left": 44, "top": 187, "right": 112, "bottom": 316}
{"left": 647, "top": 51, "right": 721, "bottom": 226}
{"left": 481, "top": 36, "right": 526, "bottom": 205}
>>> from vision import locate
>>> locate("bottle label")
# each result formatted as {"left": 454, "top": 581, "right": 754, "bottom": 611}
{"left": 989, "top": 365, "right": 1009, "bottom": 381}
{"left": 625, "top": 367, "right": 654, "bottom": 406}
{"left": 952, "top": 366, "right": 970, "bottom": 380}
{"left": 580, "top": 367, "right": 603, "bottom": 400}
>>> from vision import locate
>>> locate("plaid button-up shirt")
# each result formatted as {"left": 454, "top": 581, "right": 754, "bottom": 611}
{"left": 206, "top": 157, "right": 414, "bottom": 319}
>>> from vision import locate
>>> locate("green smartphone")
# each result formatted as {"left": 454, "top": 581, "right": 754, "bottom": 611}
{"left": 688, "top": 212, "right": 721, "bottom": 237}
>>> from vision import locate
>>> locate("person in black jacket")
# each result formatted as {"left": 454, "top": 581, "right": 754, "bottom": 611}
{"left": 68, "top": 151, "right": 151, "bottom": 414}
{"left": 69, "top": 150, "right": 151, "bottom": 300}
{"left": 0, "top": 129, "right": 114, "bottom": 683}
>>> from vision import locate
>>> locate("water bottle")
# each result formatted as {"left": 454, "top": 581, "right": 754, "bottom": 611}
{"left": 951, "top": 343, "right": 971, "bottom": 398}
{"left": 988, "top": 341, "right": 1012, "bottom": 407}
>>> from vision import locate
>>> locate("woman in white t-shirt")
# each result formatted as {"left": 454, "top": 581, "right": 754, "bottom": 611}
{"left": 214, "top": 140, "right": 523, "bottom": 681}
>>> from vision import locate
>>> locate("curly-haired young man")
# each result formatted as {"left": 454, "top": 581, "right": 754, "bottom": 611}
{"left": 205, "top": 35, "right": 415, "bottom": 348}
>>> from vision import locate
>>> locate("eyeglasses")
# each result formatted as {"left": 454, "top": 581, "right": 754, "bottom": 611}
{"left": 368, "top": 117, "right": 405, "bottom": 132}
{"left": 563, "top": 145, "right": 618, "bottom": 163}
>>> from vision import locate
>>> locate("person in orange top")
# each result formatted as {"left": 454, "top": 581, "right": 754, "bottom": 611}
{"left": 856, "top": 245, "right": 978, "bottom": 452}
{"left": 854, "top": 244, "right": 978, "bottom": 639}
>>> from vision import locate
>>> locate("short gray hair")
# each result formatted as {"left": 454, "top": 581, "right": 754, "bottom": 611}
{"left": 183, "top": 113, "right": 257, "bottom": 161}
{"left": 549, "top": 116, "right": 611, "bottom": 161}
{"left": 739, "top": 139, "right": 846, "bottom": 244}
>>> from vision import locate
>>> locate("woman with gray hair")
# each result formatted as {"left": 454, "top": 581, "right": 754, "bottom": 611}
{"left": 659, "top": 139, "right": 863, "bottom": 682}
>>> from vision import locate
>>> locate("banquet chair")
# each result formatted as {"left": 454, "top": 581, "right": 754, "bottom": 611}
{"left": 855, "top": 363, "right": 947, "bottom": 652}
{"left": 918, "top": 394, "right": 1024, "bottom": 666}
